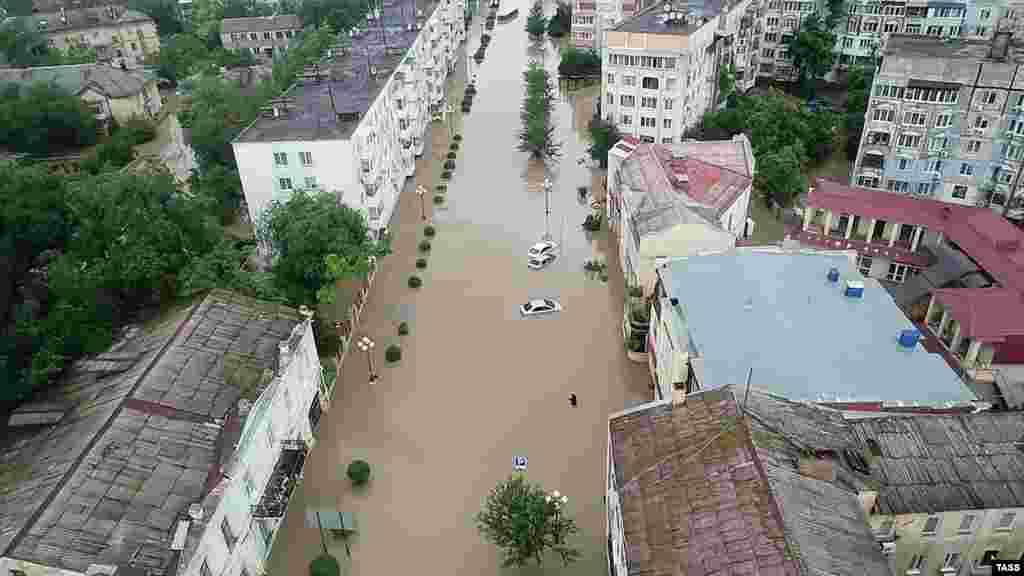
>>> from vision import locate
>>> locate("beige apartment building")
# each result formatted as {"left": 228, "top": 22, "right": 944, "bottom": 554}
{"left": 27, "top": 4, "right": 158, "bottom": 68}
{"left": 852, "top": 31, "right": 1024, "bottom": 211}
{"left": 600, "top": 0, "right": 756, "bottom": 143}
{"left": 221, "top": 14, "right": 302, "bottom": 58}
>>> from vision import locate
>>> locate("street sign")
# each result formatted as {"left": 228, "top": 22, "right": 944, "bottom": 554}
{"left": 513, "top": 455, "right": 528, "bottom": 471}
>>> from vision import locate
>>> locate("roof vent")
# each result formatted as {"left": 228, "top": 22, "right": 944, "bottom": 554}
{"left": 826, "top": 267, "right": 840, "bottom": 283}
{"left": 898, "top": 329, "right": 921, "bottom": 349}
{"left": 844, "top": 280, "right": 864, "bottom": 298}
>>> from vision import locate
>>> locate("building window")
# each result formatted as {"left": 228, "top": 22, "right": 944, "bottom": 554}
{"left": 942, "top": 553, "right": 961, "bottom": 573}
{"left": 935, "top": 113, "right": 951, "bottom": 128}
{"left": 953, "top": 185, "right": 968, "bottom": 198}
{"left": 857, "top": 255, "right": 873, "bottom": 276}
{"left": 640, "top": 96, "right": 657, "bottom": 109}
{"left": 201, "top": 560, "right": 213, "bottom": 576}
{"left": 663, "top": 98, "right": 673, "bottom": 110}
{"left": 249, "top": 32, "right": 258, "bottom": 40}
{"left": 983, "top": 91, "right": 997, "bottom": 105}
{"left": 607, "top": 72, "right": 614, "bottom": 84}
{"left": 300, "top": 151, "right": 313, "bottom": 166}
{"left": 960, "top": 163, "right": 973, "bottom": 176}
{"left": 663, "top": 118, "right": 671, "bottom": 129}
{"left": 661, "top": 137, "right": 673, "bottom": 144}
{"left": 921, "top": 515, "right": 940, "bottom": 536}
{"left": 621, "top": 114, "right": 632, "bottom": 126}
{"left": 872, "top": 108, "right": 895, "bottom": 122}
{"left": 930, "top": 136, "right": 948, "bottom": 152}
{"left": 903, "top": 111, "right": 927, "bottom": 126}
{"left": 958, "top": 514, "right": 976, "bottom": 534}
{"left": 995, "top": 511, "right": 1017, "bottom": 531}
{"left": 276, "top": 31, "right": 284, "bottom": 39}
{"left": 980, "top": 8, "right": 991, "bottom": 19}
{"left": 279, "top": 177, "right": 293, "bottom": 191}
{"left": 898, "top": 158, "right": 910, "bottom": 170}
{"left": 641, "top": 77, "right": 659, "bottom": 90}
{"left": 263, "top": 31, "right": 272, "bottom": 40}
{"left": 907, "top": 554, "right": 926, "bottom": 575}
{"left": 966, "top": 140, "right": 981, "bottom": 153}
{"left": 620, "top": 95, "right": 635, "bottom": 107}
{"left": 927, "top": 159, "right": 943, "bottom": 173}
{"left": 274, "top": 152, "right": 288, "bottom": 166}
{"left": 857, "top": 175, "right": 881, "bottom": 188}
{"left": 640, "top": 116, "right": 656, "bottom": 128}
{"left": 762, "top": 48, "right": 775, "bottom": 58}
{"left": 221, "top": 517, "right": 237, "bottom": 550}
{"left": 975, "top": 116, "right": 990, "bottom": 129}
{"left": 607, "top": 92, "right": 614, "bottom": 104}
{"left": 623, "top": 75, "right": 636, "bottom": 87}
{"left": 897, "top": 133, "right": 920, "bottom": 148}
{"left": 305, "top": 176, "right": 318, "bottom": 189}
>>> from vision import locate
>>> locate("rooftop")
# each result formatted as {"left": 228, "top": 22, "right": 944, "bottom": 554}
{"left": 846, "top": 411, "right": 1024, "bottom": 515}
{"left": 0, "top": 63, "right": 153, "bottom": 98}
{"left": 21, "top": 5, "right": 151, "bottom": 34}
{"left": 0, "top": 291, "right": 302, "bottom": 574}
{"left": 932, "top": 287, "right": 1024, "bottom": 341}
{"left": 612, "top": 0, "right": 732, "bottom": 36}
{"left": 609, "top": 386, "right": 892, "bottom": 576}
{"left": 221, "top": 14, "right": 302, "bottom": 34}
{"left": 234, "top": 0, "right": 439, "bottom": 143}
{"left": 883, "top": 32, "right": 1024, "bottom": 64}
{"left": 658, "top": 247, "right": 972, "bottom": 405}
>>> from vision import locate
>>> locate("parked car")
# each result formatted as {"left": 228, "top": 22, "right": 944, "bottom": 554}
{"left": 527, "top": 241, "right": 558, "bottom": 259}
{"left": 520, "top": 299, "right": 562, "bottom": 316}
{"left": 527, "top": 252, "right": 556, "bottom": 269}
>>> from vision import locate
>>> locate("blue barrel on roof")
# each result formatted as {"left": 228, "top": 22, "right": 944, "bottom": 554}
{"left": 899, "top": 329, "right": 921, "bottom": 349}
{"left": 827, "top": 267, "right": 840, "bottom": 283}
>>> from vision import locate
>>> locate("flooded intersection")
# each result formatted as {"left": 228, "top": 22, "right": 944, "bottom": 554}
{"left": 267, "top": 5, "right": 651, "bottom": 575}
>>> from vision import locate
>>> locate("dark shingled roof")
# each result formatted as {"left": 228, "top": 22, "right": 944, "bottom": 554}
{"left": 221, "top": 14, "right": 302, "bottom": 34}
{"left": 609, "top": 386, "right": 893, "bottom": 576}
{"left": 0, "top": 291, "right": 301, "bottom": 574}
{"left": 0, "top": 63, "right": 153, "bottom": 98}
{"left": 846, "top": 412, "right": 1024, "bottom": 515}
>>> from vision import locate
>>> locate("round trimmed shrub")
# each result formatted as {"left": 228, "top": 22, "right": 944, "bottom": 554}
{"left": 450, "top": 142, "right": 460, "bottom": 151}
{"left": 453, "top": 134, "right": 463, "bottom": 141}
{"left": 418, "top": 239, "right": 432, "bottom": 252}
{"left": 424, "top": 225, "right": 436, "bottom": 237}
{"left": 310, "top": 553, "right": 341, "bottom": 576}
{"left": 436, "top": 184, "right": 447, "bottom": 192}
{"left": 385, "top": 343, "right": 402, "bottom": 362}
{"left": 447, "top": 151, "right": 457, "bottom": 159}
{"left": 416, "top": 257, "right": 428, "bottom": 269}
{"left": 398, "top": 321, "right": 410, "bottom": 335}
{"left": 441, "top": 170, "right": 452, "bottom": 179}
{"left": 346, "top": 460, "right": 371, "bottom": 486}
{"left": 444, "top": 160, "right": 456, "bottom": 170}
{"left": 433, "top": 194, "right": 445, "bottom": 205}
{"left": 408, "top": 275, "right": 423, "bottom": 288}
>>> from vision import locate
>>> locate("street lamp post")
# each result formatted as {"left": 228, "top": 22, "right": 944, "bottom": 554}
{"left": 416, "top": 185, "right": 427, "bottom": 221}
{"left": 542, "top": 178, "right": 553, "bottom": 241}
{"left": 357, "top": 335, "right": 376, "bottom": 384}
{"left": 444, "top": 103, "right": 456, "bottom": 139}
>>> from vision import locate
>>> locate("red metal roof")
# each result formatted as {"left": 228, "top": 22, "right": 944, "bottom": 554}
{"left": 626, "top": 142, "right": 753, "bottom": 217}
{"left": 932, "top": 287, "right": 1024, "bottom": 341}
{"left": 807, "top": 179, "right": 1024, "bottom": 289}
{"left": 789, "top": 230, "right": 933, "bottom": 267}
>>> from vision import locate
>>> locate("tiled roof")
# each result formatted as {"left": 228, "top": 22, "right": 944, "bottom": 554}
{"left": 0, "top": 291, "right": 301, "bottom": 574}
{"left": 932, "top": 287, "right": 1024, "bottom": 341}
{"left": 0, "top": 63, "right": 152, "bottom": 98}
{"left": 221, "top": 14, "right": 302, "bottom": 34}
{"left": 846, "top": 411, "right": 1024, "bottom": 514}
{"left": 609, "top": 386, "right": 892, "bottom": 576}
{"left": 657, "top": 247, "right": 971, "bottom": 405}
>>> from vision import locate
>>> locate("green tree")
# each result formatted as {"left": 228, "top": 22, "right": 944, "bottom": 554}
{"left": 152, "top": 32, "right": 208, "bottom": 82}
{"left": 184, "top": 77, "right": 260, "bottom": 169}
{"left": 525, "top": 0, "right": 546, "bottom": 36}
{"left": 547, "top": 1, "right": 571, "bottom": 37}
{"left": 193, "top": 163, "right": 245, "bottom": 223}
{"left": 843, "top": 65, "right": 873, "bottom": 160}
{"left": 258, "top": 190, "right": 389, "bottom": 307}
{"left": 127, "top": 0, "right": 185, "bottom": 36}
{"left": 785, "top": 13, "right": 836, "bottom": 97}
{"left": 718, "top": 61, "right": 736, "bottom": 103}
{"left": 0, "top": 81, "right": 99, "bottom": 154}
{"left": 825, "top": 0, "right": 845, "bottom": 29}
{"left": 0, "top": 18, "right": 62, "bottom": 67}
{"left": 557, "top": 46, "right": 601, "bottom": 77}
{"left": 476, "top": 474, "right": 581, "bottom": 568}
{"left": 519, "top": 62, "right": 560, "bottom": 158}
{"left": 177, "top": 238, "right": 282, "bottom": 300}
{"left": 754, "top": 145, "right": 807, "bottom": 207}
{"left": 587, "top": 117, "right": 621, "bottom": 168}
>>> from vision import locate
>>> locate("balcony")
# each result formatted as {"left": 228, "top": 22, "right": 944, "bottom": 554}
{"left": 251, "top": 440, "right": 308, "bottom": 518}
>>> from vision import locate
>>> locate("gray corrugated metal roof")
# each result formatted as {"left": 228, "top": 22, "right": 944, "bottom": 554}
{"left": 0, "top": 63, "right": 151, "bottom": 98}
{"left": 658, "top": 247, "right": 973, "bottom": 405}
{"left": 221, "top": 14, "right": 302, "bottom": 34}
{"left": 0, "top": 291, "right": 301, "bottom": 574}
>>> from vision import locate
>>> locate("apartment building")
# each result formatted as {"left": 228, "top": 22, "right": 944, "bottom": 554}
{"left": 792, "top": 178, "right": 1024, "bottom": 409}
{"left": 232, "top": 0, "right": 465, "bottom": 240}
{"left": 0, "top": 291, "right": 326, "bottom": 576}
{"left": 221, "top": 14, "right": 302, "bottom": 58}
{"left": 852, "top": 32, "right": 1024, "bottom": 211}
{"left": 606, "top": 385, "right": 893, "bottom": 576}
{"left": 648, "top": 247, "right": 971, "bottom": 405}
{"left": 571, "top": 0, "right": 644, "bottom": 49}
{"left": 24, "top": 4, "right": 158, "bottom": 68}
{"left": 600, "top": 0, "right": 756, "bottom": 142}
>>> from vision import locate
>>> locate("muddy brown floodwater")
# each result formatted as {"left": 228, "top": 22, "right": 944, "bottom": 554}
{"left": 267, "top": 3, "right": 651, "bottom": 575}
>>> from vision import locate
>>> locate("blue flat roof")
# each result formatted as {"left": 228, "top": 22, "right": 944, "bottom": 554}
{"left": 660, "top": 248, "right": 974, "bottom": 406}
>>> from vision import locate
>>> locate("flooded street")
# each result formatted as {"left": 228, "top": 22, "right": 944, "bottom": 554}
{"left": 267, "top": 4, "right": 651, "bottom": 575}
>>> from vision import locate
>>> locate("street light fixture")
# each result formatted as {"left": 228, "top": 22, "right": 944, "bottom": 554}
{"left": 357, "top": 335, "right": 376, "bottom": 384}
{"left": 416, "top": 185, "right": 428, "bottom": 221}
{"left": 542, "top": 178, "right": 553, "bottom": 241}
{"left": 443, "top": 102, "right": 456, "bottom": 139}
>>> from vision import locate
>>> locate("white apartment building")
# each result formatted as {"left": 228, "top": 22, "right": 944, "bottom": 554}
{"left": 233, "top": 0, "right": 465, "bottom": 239}
{"left": 571, "top": 0, "right": 644, "bottom": 49}
{"left": 600, "top": 0, "right": 756, "bottom": 143}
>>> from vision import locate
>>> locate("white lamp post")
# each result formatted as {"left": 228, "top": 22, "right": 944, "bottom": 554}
{"left": 357, "top": 335, "right": 376, "bottom": 383}
{"left": 542, "top": 178, "right": 553, "bottom": 241}
{"left": 416, "top": 185, "right": 428, "bottom": 221}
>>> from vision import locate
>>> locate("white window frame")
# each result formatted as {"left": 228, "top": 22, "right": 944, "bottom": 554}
{"left": 857, "top": 255, "right": 874, "bottom": 276}
{"left": 299, "top": 151, "right": 313, "bottom": 166}
{"left": 279, "top": 177, "right": 293, "bottom": 191}
{"left": 953, "top": 185, "right": 968, "bottom": 199}
{"left": 273, "top": 152, "right": 288, "bottom": 166}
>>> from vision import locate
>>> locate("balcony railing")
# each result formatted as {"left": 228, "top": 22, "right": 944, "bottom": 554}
{"left": 252, "top": 442, "right": 308, "bottom": 518}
